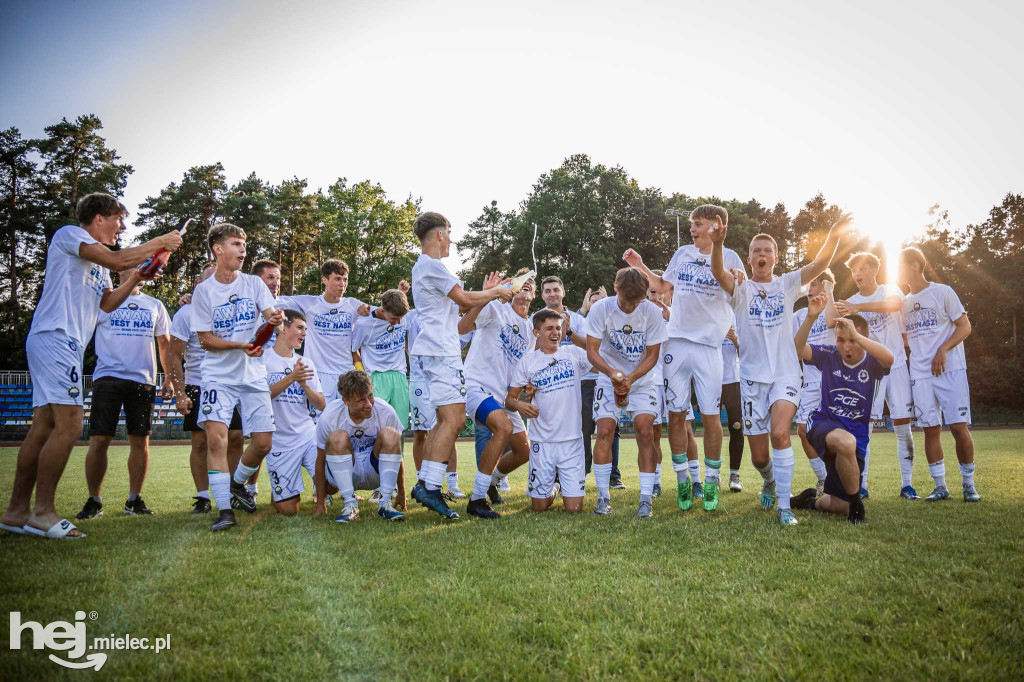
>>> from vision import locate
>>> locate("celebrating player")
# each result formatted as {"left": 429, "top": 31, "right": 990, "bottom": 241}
{"left": 1, "top": 193, "right": 181, "bottom": 539}
{"left": 710, "top": 212, "right": 851, "bottom": 525}
{"left": 585, "top": 267, "right": 667, "bottom": 517}
{"left": 897, "top": 247, "right": 979, "bottom": 502}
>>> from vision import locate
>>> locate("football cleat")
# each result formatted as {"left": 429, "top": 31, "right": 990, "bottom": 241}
{"left": 652, "top": 483, "right": 662, "bottom": 498}
{"left": 693, "top": 481, "right": 704, "bottom": 500}
{"left": 925, "top": 486, "right": 950, "bottom": 502}
{"left": 448, "top": 486, "right": 468, "bottom": 499}
{"left": 124, "top": 496, "right": 154, "bottom": 516}
{"left": 551, "top": 481, "right": 561, "bottom": 500}
{"left": 848, "top": 496, "right": 866, "bottom": 524}
{"left": 760, "top": 480, "right": 777, "bottom": 510}
{"left": 962, "top": 485, "right": 982, "bottom": 502}
{"left": 377, "top": 502, "right": 405, "bottom": 522}
{"left": 859, "top": 487, "right": 870, "bottom": 500}
{"left": 486, "top": 484, "right": 505, "bottom": 506}
{"left": 210, "top": 510, "right": 236, "bottom": 531}
{"left": 815, "top": 479, "right": 826, "bottom": 496}
{"left": 702, "top": 480, "right": 719, "bottom": 511}
{"left": 777, "top": 508, "right": 799, "bottom": 526}
{"left": 790, "top": 488, "right": 818, "bottom": 510}
{"left": 497, "top": 477, "right": 512, "bottom": 493}
{"left": 230, "top": 481, "right": 257, "bottom": 513}
{"left": 729, "top": 473, "right": 743, "bottom": 492}
{"left": 190, "top": 496, "right": 212, "bottom": 514}
{"left": 412, "top": 483, "right": 460, "bottom": 520}
{"left": 593, "top": 497, "right": 612, "bottom": 515}
{"left": 900, "top": 485, "right": 921, "bottom": 500}
{"left": 677, "top": 479, "right": 693, "bottom": 511}
{"left": 466, "top": 497, "right": 500, "bottom": 519}
{"left": 368, "top": 490, "right": 382, "bottom": 503}
{"left": 75, "top": 498, "right": 103, "bottom": 520}
{"left": 635, "top": 499, "right": 653, "bottom": 519}
{"left": 335, "top": 503, "right": 360, "bottom": 523}
{"left": 610, "top": 478, "right": 626, "bottom": 490}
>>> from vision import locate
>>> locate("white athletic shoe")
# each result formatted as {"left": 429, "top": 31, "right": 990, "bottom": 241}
{"left": 498, "top": 477, "right": 512, "bottom": 492}
{"left": 368, "top": 490, "right": 382, "bottom": 503}
{"left": 448, "top": 486, "right": 468, "bottom": 499}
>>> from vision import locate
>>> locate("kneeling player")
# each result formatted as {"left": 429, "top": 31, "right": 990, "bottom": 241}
{"left": 265, "top": 310, "right": 325, "bottom": 515}
{"left": 507, "top": 310, "right": 592, "bottom": 512}
{"left": 314, "top": 371, "right": 406, "bottom": 522}
{"left": 791, "top": 300, "right": 893, "bottom": 523}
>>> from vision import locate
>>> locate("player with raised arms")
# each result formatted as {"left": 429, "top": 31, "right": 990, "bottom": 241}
{"left": 710, "top": 212, "right": 851, "bottom": 525}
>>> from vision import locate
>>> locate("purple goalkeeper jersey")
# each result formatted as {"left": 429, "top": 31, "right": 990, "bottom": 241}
{"left": 807, "top": 345, "right": 890, "bottom": 454}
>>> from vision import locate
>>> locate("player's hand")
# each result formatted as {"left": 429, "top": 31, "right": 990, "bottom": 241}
{"left": 834, "top": 317, "right": 857, "bottom": 339}
{"left": 268, "top": 308, "right": 285, "bottom": 327}
{"left": 482, "top": 271, "right": 504, "bottom": 290}
{"left": 730, "top": 268, "right": 747, "bottom": 285}
{"left": 395, "top": 495, "right": 407, "bottom": 512}
{"left": 931, "top": 348, "right": 947, "bottom": 376}
{"left": 161, "top": 380, "right": 175, "bottom": 401}
{"left": 178, "top": 391, "right": 192, "bottom": 416}
{"left": 161, "top": 229, "right": 183, "bottom": 252}
{"left": 807, "top": 293, "right": 827, "bottom": 317}
{"left": 658, "top": 300, "right": 671, "bottom": 321}
{"left": 243, "top": 344, "right": 264, "bottom": 357}
{"left": 523, "top": 383, "right": 538, "bottom": 402}
{"left": 831, "top": 212, "right": 854, "bottom": 237}
{"left": 357, "top": 304, "right": 370, "bottom": 316}
{"left": 834, "top": 300, "right": 856, "bottom": 316}
{"left": 398, "top": 279, "right": 411, "bottom": 294}
{"left": 823, "top": 280, "right": 834, "bottom": 297}
{"left": 292, "top": 358, "right": 315, "bottom": 385}
{"left": 517, "top": 400, "right": 540, "bottom": 419}
{"left": 709, "top": 215, "right": 727, "bottom": 244}
{"left": 580, "top": 288, "right": 593, "bottom": 313}
{"left": 177, "top": 293, "right": 193, "bottom": 307}
{"left": 622, "top": 248, "right": 643, "bottom": 269}
{"left": 494, "top": 285, "right": 514, "bottom": 303}
{"left": 313, "top": 502, "right": 327, "bottom": 517}
{"left": 726, "top": 326, "right": 738, "bottom": 345}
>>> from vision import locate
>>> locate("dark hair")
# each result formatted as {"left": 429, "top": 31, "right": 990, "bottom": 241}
{"left": 380, "top": 289, "right": 410, "bottom": 317}
{"left": 251, "top": 259, "right": 280, "bottom": 277}
{"left": 413, "top": 212, "right": 451, "bottom": 241}
{"left": 541, "top": 276, "right": 563, "bottom": 288}
{"left": 321, "top": 258, "right": 349, "bottom": 278}
{"left": 207, "top": 223, "right": 246, "bottom": 254}
{"left": 337, "top": 370, "right": 373, "bottom": 400}
{"left": 283, "top": 309, "right": 306, "bottom": 325}
{"left": 614, "top": 267, "right": 649, "bottom": 303}
{"left": 843, "top": 314, "right": 869, "bottom": 336}
{"left": 76, "top": 192, "right": 125, "bottom": 225}
{"left": 533, "top": 308, "right": 562, "bottom": 330}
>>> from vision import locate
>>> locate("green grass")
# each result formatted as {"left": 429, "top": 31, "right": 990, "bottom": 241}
{"left": 1, "top": 430, "right": 1022, "bottom": 681}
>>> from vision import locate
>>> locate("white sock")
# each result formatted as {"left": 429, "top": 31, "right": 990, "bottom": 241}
{"left": 209, "top": 472, "right": 231, "bottom": 511}
{"left": 471, "top": 471, "right": 491, "bottom": 501}
{"left": 809, "top": 457, "right": 827, "bottom": 483}
{"left": 90, "top": 495, "right": 102, "bottom": 504}
{"left": 671, "top": 454, "right": 687, "bottom": 482}
{"left": 756, "top": 460, "right": 775, "bottom": 483}
{"left": 415, "top": 468, "right": 421, "bottom": 482}
{"left": 377, "top": 454, "right": 402, "bottom": 506}
{"left": 127, "top": 493, "right": 139, "bottom": 502}
{"left": 929, "top": 459, "right": 946, "bottom": 489}
{"left": 730, "top": 469, "right": 740, "bottom": 476}
{"left": 326, "top": 454, "right": 355, "bottom": 504}
{"left": 773, "top": 447, "right": 795, "bottom": 510}
{"left": 861, "top": 423, "right": 873, "bottom": 489}
{"left": 245, "top": 483, "right": 258, "bottom": 494}
{"left": 594, "top": 463, "right": 612, "bottom": 499}
{"left": 196, "top": 490, "right": 210, "bottom": 500}
{"left": 421, "top": 460, "right": 446, "bottom": 491}
{"left": 490, "top": 466, "right": 508, "bottom": 487}
{"left": 233, "top": 462, "right": 259, "bottom": 486}
{"left": 688, "top": 458, "right": 700, "bottom": 484}
{"left": 894, "top": 423, "right": 915, "bottom": 487}
{"left": 959, "top": 462, "right": 975, "bottom": 488}
{"left": 446, "top": 471, "right": 459, "bottom": 490}
{"left": 639, "top": 471, "right": 656, "bottom": 499}
{"left": 704, "top": 457, "right": 721, "bottom": 483}
{"left": 655, "top": 462, "right": 662, "bottom": 477}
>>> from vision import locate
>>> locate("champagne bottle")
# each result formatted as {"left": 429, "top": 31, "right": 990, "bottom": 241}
{"left": 249, "top": 321, "right": 275, "bottom": 350}
{"left": 138, "top": 217, "right": 193, "bottom": 278}
{"left": 612, "top": 371, "right": 629, "bottom": 408}
{"left": 505, "top": 270, "right": 536, "bottom": 293}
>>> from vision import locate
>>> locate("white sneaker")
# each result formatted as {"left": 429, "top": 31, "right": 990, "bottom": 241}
{"left": 448, "top": 486, "right": 468, "bottom": 499}
{"left": 551, "top": 481, "right": 561, "bottom": 500}
{"left": 497, "top": 477, "right": 512, "bottom": 492}
{"left": 368, "top": 490, "right": 382, "bottom": 503}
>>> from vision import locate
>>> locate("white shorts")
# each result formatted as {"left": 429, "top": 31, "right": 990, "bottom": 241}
{"left": 662, "top": 338, "right": 723, "bottom": 416}
{"left": 27, "top": 331, "right": 86, "bottom": 408}
{"left": 465, "top": 385, "right": 526, "bottom": 434}
{"left": 527, "top": 439, "right": 586, "bottom": 499}
{"left": 739, "top": 376, "right": 802, "bottom": 436}
{"left": 911, "top": 369, "right": 971, "bottom": 428}
{"left": 326, "top": 453, "right": 381, "bottom": 491}
{"left": 653, "top": 381, "right": 668, "bottom": 426}
{"left": 872, "top": 362, "right": 915, "bottom": 420}
{"left": 409, "top": 380, "right": 436, "bottom": 432}
{"left": 593, "top": 378, "right": 659, "bottom": 422}
{"left": 265, "top": 440, "right": 317, "bottom": 502}
{"left": 197, "top": 382, "right": 276, "bottom": 436}
{"left": 794, "top": 381, "right": 821, "bottom": 425}
{"left": 413, "top": 355, "right": 466, "bottom": 407}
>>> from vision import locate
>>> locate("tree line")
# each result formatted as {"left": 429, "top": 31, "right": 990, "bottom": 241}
{"left": 1, "top": 117, "right": 1021, "bottom": 412}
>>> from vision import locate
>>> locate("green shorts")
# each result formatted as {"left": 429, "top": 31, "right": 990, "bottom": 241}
{"left": 371, "top": 370, "right": 410, "bottom": 430}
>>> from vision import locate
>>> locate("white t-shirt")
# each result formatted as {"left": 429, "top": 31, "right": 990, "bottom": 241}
{"left": 847, "top": 284, "right": 907, "bottom": 366}
{"left": 265, "top": 348, "right": 321, "bottom": 451}
{"left": 662, "top": 243, "right": 745, "bottom": 347}
{"left": 511, "top": 346, "right": 592, "bottom": 442}
{"left": 463, "top": 301, "right": 535, "bottom": 399}
{"left": 192, "top": 271, "right": 276, "bottom": 388}
{"left": 29, "top": 225, "right": 113, "bottom": 346}
{"left": 901, "top": 283, "right": 967, "bottom": 380}
{"left": 288, "top": 294, "right": 365, "bottom": 375}
{"left": 729, "top": 270, "right": 805, "bottom": 383}
{"left": 351, "top": 312, "right": 408, "bottom": 374}
{"left": 93, "top": 292, "right": 171, "bottom": 385}
{"left": 170, "top": 304, "right": 205, "bottom": 386}
{"left": 315, "top": 399, "right": 403, "bottom": 465}
{"left": 792, "top": 306, "right": 835, "bottom": 384}
{"left": 584, "top": 297, "right": 668, "bottom": 388}
{"left": 410, "top": 253, "right": 461, "bottom": 357}
{"left": 722, "top": 336, "right": 739, "bottom": 384}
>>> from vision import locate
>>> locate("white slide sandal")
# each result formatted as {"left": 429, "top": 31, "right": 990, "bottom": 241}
{"left": 0, "top": 522, "right": 26, "bottom": 535}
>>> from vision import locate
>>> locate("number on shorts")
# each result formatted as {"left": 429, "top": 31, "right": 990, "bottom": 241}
{"left": 202, "top": 389, "right": 218, "bottom": 405}
{"left": 270, "top": 471, "right": 280, "bottom": 486}
{"left": 69, "top": 366, "right": 79, "bottom": 383}
{"left": 457, "top": 369, "right": 465, "bottom": 385}
{"left": 596, "top": 387, "right": 604, "bottom": 400}
{"left": 744, "top": 401, "right": 752, "bottom": 417}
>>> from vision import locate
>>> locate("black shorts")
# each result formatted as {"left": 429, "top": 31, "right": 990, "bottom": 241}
{"left": 182, "top": 385, "right": 242, "bottom": 432}
{"left": 89, "top": 377, "right": 156, "bottom": 437}
{"left": 809, "top": 419, "right": 866, "bottom": 503}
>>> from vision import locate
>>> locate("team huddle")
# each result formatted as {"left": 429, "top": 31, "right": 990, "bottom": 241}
{"left": 0, "top": 194, "right": 980, "bottom": 538}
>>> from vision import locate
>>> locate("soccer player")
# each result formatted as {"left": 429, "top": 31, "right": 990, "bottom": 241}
{"left": 192, "top": 223, "right": 284, "bottom": 531}
{"left": 409, "top": 212, "right": 513, "bottom": 519}
{"left": 624, "top": 205, "right": 745, "bottom": 514}
{"left": 265, "top": 310, "right": 326, "bottom": 515}
{"left": 790, "top": 297, "right": 893, "bottom": 523}
{"left": 647, "top": 270, "right": 672, "bottom": 497}
{"left": 75, "top": 268, "right": 172, "bottom": 519}
{"left": 459, "top": 270, "right": 536, "bottom": 518}
{"left": 578, "top": 287, "right": 624, "bottom": 487}
{"left": 585, "top": 267, "right": 667, "bottom": 517}
{"left": 792, "top": 271, "right": 837, "bottom": 494}
{"left": 710, "top": 212, "right": 851, "bottom": 525}
{"left": 507, "top": 310, "right": 592, "bottom": 512}
{"left": 897, "top": 247, "right": 979, "bottom": 502}
{"left": 834, "top": 251, "right": 920, "bottom": 499}
{"left": 352, "top": 289, "right": 411, "bottom": 436}
{"left": 1, "top": 193, "right": 181, "bottom": 539}
{"left": 721, "top": 324, "right": 744, "bottom": 492}
{"left": 287, "top": 259, "right": 368, "bottom": 411}
{"left": 313, "top": 370, "right": 407, "bottom": 522}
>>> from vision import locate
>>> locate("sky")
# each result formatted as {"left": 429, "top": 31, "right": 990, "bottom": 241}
{"left": 2, "top": 0, "right": 1021, "bottom": 276}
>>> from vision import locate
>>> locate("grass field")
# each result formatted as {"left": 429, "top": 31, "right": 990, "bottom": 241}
{"left": 1, "top": 430, "right": 1022, "bottom": 681}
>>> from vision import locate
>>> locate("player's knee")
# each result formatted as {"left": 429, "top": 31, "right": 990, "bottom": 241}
{"left": 326, "top": 430, "right": 351, "bottom": 454}
{"left": 596, "top": 422, "right": 615, "bottom": 440}
{"left": 378, "top": 427, "right": 401, "bottom": 451}
{"left": 491, "top": 417, "right": 513, "bottom": 440}
{"left": 227, "top": 431, "right": 244, "bottom": 450}
{"left": 769, "top": 426, "right": 791, "bottom": 448}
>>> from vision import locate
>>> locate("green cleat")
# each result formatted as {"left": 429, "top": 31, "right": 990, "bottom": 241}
{"left": 777, "top": 508, "right": 798, "bottom": 526}
{"left": 760, "top": 480, "right": 777, "bottom": 510}
{"left": 962, "top": 485, "right": 981, "bottom": 502}
{"left": 925, "top": 485, "right": 950, "bottom": 502}
{"left": 702, "top": 480, "right": 720, "bottom": 511}
{"left": 677, "top": 479, "right": 693, "bottom": 511}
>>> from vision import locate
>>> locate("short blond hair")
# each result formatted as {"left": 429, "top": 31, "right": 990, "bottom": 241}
{"left": 207, "top": 223, "right": 246, "bottom": 254}
{"left": 845, "top": 252, "right": 880, "bottom": 270}
{"left": 750, "top": 233, "right": 778, "bottom": 253}
{"left": 690, "top": 204, "right": 728, "bottom": 226}
{"left": 380, "top": 289, "right": 409, "bottom": 317}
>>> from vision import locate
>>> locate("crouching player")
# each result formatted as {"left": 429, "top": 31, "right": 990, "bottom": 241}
{"left": 265, "top": 310, "right": 325, "bottom": 515}
{"left": 790, "top": 296, "right": 893, "bottom": 523}
{"left": 506, "top": 310, "right": 592, "bottom": 512}
{"left": 314, "top": 371, "right": 407, "bottom": 522}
